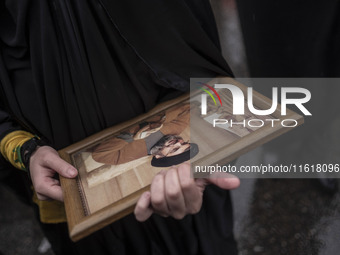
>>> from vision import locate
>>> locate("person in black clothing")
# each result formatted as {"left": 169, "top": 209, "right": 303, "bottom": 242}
{"left": 0, "top": 1, "right": 239, "bottom": 254}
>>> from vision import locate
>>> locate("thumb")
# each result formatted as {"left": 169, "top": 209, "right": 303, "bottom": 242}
{"left": 40, "top": 148, "right": 78, "bottom": 178}
{"left": 205, "top": 174, "right": 240, "bottom": 190}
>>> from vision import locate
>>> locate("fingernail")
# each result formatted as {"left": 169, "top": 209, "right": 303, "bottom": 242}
{"left": 144, "top": 192, "right": 150, "bottom": 199}
{"left": 68, "top": 168, "right": 77, "bottom": 176}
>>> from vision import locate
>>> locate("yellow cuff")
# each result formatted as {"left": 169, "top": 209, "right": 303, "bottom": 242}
{"left": 0, "top": 130, "right": 35, "bottom": 170}
{"left": 32, "top": 191, "right": 67, "bottom": 223}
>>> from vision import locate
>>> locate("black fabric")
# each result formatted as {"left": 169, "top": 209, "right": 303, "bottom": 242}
{"left": 0, "top": 0, "right": 232, "bottom": 150}
{"left": 236, "top": 0, "right": 340, "bottom": 77}
{"left": 38, "top": 186, "right": 237, "bottom": 255}
{"left": 235, "top": 0, "right": 340, "bottom": 155}
{"left": 236, "top": 1, "right": 340, "bottom": 192}
{"left": 0, "top": 1, "right": 236, "bottom": 254}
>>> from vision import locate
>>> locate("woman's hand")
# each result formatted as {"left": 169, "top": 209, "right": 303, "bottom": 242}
{"left": 134, "top": 162, "right": 240, "bottom": 221}
{"left": 29, "top": 146, "right": 78, "bottom": 201}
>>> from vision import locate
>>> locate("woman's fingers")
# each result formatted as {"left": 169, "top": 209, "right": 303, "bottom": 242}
{"left": 150, "top": 170, "right": 169, "bottom": 216}
{"left": 177, "top": 164, "right": 203, "bottom": 215}
{"left": 164, "top": 168, "right": 186, "bottom": 219}
{"left": 134, "top": 163, "right": 240, "bottom": 222}
{"left": 134, "top": 192, "right": 153, "bottom": 222}
{"left": 30, "top": 146, "right": 78, "bottom": 202}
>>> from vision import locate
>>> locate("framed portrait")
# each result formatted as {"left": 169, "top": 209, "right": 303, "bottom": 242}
{"left": 59, "top": 77, "right": 303, "bottom": 241}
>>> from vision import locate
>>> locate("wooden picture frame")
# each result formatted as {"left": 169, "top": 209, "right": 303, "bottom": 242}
{"left": 59, "top": 77, "right": 303, "bottom": 241}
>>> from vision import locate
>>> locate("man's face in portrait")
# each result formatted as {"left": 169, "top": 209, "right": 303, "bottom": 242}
{"left": 150, "top": 135, "right": 190, "bottom": 159}
{"left": 156, "top": 138, "right": 190, "bottom": 158}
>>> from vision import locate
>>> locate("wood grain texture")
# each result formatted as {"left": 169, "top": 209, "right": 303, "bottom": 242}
{"left": 59, "top": 93, "right": 190, "bottom": 241}
{"left": 59, "top": 77, "right": 303, "bottom": 241}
